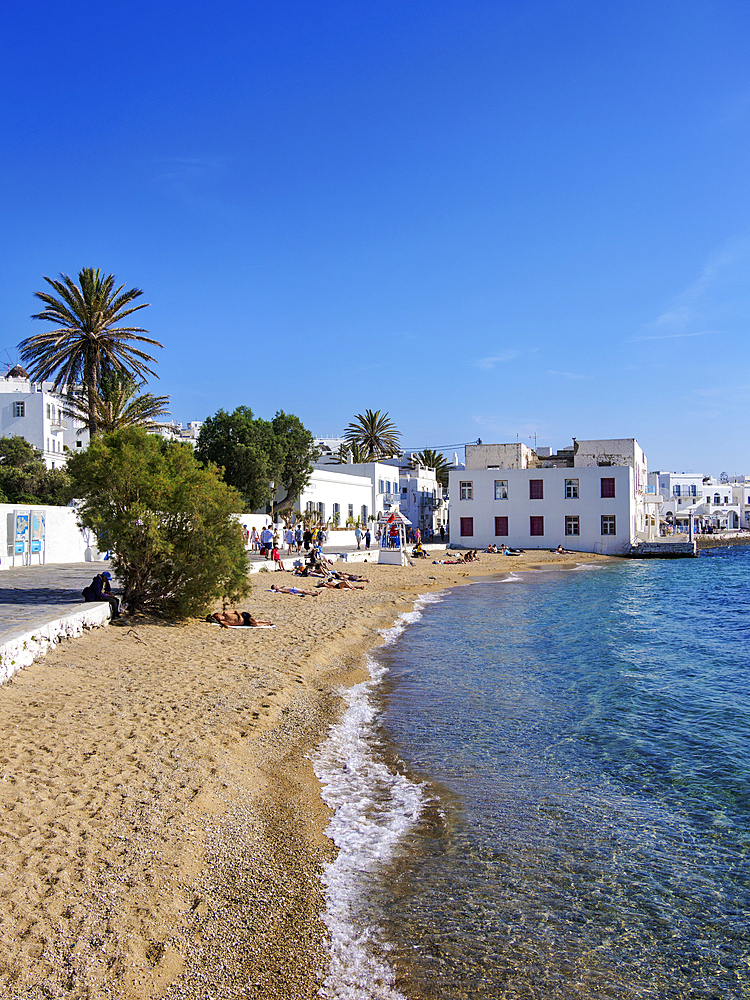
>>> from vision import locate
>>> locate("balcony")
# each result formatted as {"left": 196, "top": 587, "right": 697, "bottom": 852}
{"left": 50, "top": 419, "right": 67, "bottom": 432}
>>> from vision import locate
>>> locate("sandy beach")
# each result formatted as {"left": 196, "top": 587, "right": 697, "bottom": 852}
{"left": 0, "top": 549, "right": 610, "bottom": 998}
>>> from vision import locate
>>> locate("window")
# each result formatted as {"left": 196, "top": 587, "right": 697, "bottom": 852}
{"left": 529, "top": 479, "right": 543, "bottom": 500}
{"left": 690, "top": 485, "right": 697, "bottom": 497}
{"left": 333, "top": 503, "right": 340, "bottom": 516}
{"left": 318, "top": 502, "right": 325, "bottom": 518}
{"left": 460, "top": 481, "right": 473, "bottom": 501}
{"left": 495, "top": 516, "right": 509, "bottom": 536}
{"left": 601, "top": 515, "right": 616, "bottom": 535}
{"left": 379, "top": 480, "right": 384, "bottom": 493}
{"left": 402, "top": 486, "right": 407, "bottom": 494}
{"left": 76, "top": 441, "right": 82, "bottom": 448}
{"left": 361, "top": 505, "right": 368, "bottom": 522}
{"left": 713, "top": 494, "right": 720, "bottom": 505}
{"left": 673, "top": 485, "right": 681, "bottom": 497}
{"left": 13, "top": 401, "right": 24, "bottom": 418}
{"left": 460, "top": 517, "right": 474, "bottom": 537}
{"left": 600, "top": 477, "right": 616, "bottom": 498}
{"left": 530, "top": 516, "right": 544, "bottom": 536}
{"left": 565, "top": 479, "right": 579, "bottom": 499}
{"left": 565, "top": 515, "right": 580, "bottom": 536}
{"left": 46, "top": 403, "right": 51, "bottom": 418}
{"left": 348, "top": 504, "right": 354, "bottom": 519}
{"left": 494, "top": 480, "right": 508, "bottom": 500}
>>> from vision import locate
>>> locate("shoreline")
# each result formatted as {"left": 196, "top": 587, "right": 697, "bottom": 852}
{"left": 0, "top": 549, "right": 610, "bottom": 998}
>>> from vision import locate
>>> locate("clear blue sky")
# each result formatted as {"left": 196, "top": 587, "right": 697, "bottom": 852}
{"left": 2, "top": 1, "right": 749, "bottom": 475}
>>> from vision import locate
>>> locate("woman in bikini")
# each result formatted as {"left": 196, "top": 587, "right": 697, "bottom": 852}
{"left": 208, "top": 611, "right": 275, "bottom": 627}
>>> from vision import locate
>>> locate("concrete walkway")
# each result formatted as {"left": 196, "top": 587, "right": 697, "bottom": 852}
{"left": 0, "top": 562, "right": 113, "bottom": 684}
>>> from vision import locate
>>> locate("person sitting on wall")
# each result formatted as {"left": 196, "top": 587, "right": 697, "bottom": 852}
{"left": 82, "top": 571, "right": 121, "bottom": 617}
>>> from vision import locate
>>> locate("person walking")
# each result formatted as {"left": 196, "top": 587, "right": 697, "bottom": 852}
{"left": 260, "top": 524, "right": 274, "bottom": 558}
{"left": 365, "top": 527, "right": 371, "bottom": 549}
{"left": 295, "top": 524, "right": 303, "bottom": 552}
{"left": 285, "top": 526, "right": 295, "bottom": 554}
{"left": 440, "top": 524, "right": 445, "bottom": 542}
{"left": 355, "top": 525, "right": 363, "bottom": 549}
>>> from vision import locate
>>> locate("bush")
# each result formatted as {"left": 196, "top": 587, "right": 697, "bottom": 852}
{"left": 66, "top": 427, "right": 249, "bottom": 617}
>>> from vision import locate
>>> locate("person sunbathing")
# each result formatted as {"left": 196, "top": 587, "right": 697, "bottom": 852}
{"left": 270, "top": 583, "right": 320, "bottom": 597}
{"left": 318, "top": 578, "right": 365, "bottom": 590}
{"left": 330, "top": 570, "right": 369, "bottom": 582}
{"left": 208, "top": 611, "right": 275, "bottom": 627}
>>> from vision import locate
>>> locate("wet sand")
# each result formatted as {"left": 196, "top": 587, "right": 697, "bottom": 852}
{"left": 0, "top": 549, "right": 610, "bottom": 998}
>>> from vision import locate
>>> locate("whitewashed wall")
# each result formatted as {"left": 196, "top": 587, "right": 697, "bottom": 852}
{"left": 448, "top": 466, "right": 636, "bottom": 554}
{"left": 0, "top": 504, "right": 105, "bottom": 570}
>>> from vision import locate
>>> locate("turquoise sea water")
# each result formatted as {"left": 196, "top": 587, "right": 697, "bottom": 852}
{"left": 355, "top": 548, "right": 750, "bottom": 999}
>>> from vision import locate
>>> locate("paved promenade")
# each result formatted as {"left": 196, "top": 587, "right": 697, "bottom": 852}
{"left": 0, "top": 562, "right": 100, "bottom": 643}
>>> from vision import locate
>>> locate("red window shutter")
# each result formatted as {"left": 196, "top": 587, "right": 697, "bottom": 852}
{"left": 530, "top": 516, "right": 544, "bottom": 536}
{"left": 601, "top": 477, "right": 615, "bottom": 498}
{"left": 495, "top": 516, "right": 508, "bottom": 536}
{"left": 460, "top": 517, "right": 474, "bottom": 537}
{"left": 529, "top": 479, "right": 544, "bottom": 499}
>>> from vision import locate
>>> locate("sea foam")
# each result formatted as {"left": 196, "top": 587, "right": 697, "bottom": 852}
{"left": 312, "top": 594, "right": 442, "bottom": 999}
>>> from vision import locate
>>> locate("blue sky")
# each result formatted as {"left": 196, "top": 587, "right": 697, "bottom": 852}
{"left": 2, "top": 1, "right": 749, "bottom": 475}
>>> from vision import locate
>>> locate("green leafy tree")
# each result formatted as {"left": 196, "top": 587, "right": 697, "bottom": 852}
{"left": 414, "top": 449, "right": 450, "bottom": 488}
{"left": 62, "top": 369, "right": 171, "bottom": 435}
{"left": 195, "top": 407, "right": 317, "bottom": 515}
{"left": 343, "top": 409, "right": 401, "bottom": 460}
{"left": 66, "top": 427, "right": 249, "bottom": 617}
{"left": 0, "top": 436, "right": 72, "bottom": 505}
{"left": 18, "top": 268, "right": 163, "bottom": 437}
{"left": 0, "top": 436, "right": 41, "bottom": 468}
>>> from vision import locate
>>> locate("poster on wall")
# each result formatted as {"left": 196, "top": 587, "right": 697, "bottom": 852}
{"left": 31, "top": 511, "right": 45, "bottom": 554}
{"left": 14, "top": 512, "right": 29, "bottom": 555}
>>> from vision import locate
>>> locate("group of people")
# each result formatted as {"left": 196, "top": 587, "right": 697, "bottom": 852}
{"left": 433, "top": 549, "right": 480, "bottom": 565}
{"left": 483, "top": 544, "right": 523, "bottom": 555}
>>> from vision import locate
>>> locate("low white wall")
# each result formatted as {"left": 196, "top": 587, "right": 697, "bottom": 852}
{"left": 0, "top": 603, "right": 111, "bottom": 684}
{"left": 1, "top": 504, "right": 105, "bottom": 571}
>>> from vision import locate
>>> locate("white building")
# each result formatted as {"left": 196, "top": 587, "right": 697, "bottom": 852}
{"left": 0, "top": 368, "right": 89, "bottom": 468}
{"left": 313, "top": 456, "right": 446, "bottom": 534}
{"left": 730, "top": 478, "right": 750, "bottom": 530}
{"left": 648, "top": 471, "right": 741, "bottom": 532}
{"left": 450, "top": 438, "right": 651, "bottom": 554}
{"left": 296, "top": 466, "right": 374, "bottom": 526}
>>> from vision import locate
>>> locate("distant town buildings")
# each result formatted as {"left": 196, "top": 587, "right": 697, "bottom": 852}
{"left": 0, "top": 367, "right": 89, "bottom": 469}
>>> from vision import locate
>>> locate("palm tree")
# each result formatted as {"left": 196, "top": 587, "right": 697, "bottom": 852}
{"left": 19, "top": 268, "right": 163, "bottom": 437}
{"left": 332, "top": 441, "right": 369, "bottom": 464}
{"left": 414, "top": 449, "right": 450, "bottom": 488}
{"left": 343, "top": 409, "right": 401, "bottom": 460}
{"left": 62, "top": 370, "right": 171, "bottom": 436}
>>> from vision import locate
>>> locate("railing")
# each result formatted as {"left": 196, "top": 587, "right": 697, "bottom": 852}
{"left": 50, "top": 419, "right": 68, "bottom": 430}
{"left": 380, "top": 533, "right": 402, "bottom": 549}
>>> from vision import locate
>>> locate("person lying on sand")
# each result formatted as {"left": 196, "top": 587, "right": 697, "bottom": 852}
{"left": 207, "top": 611, "right": 276, "bottom": 627}
{"left": 317, "top": 578, "right": 365, "bottom": 590}
{"left": 329, "top": 570, "right": 369, "bottom": 582}
{"left": 270, "top": 584, "right": 320, "bottom": 597}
